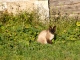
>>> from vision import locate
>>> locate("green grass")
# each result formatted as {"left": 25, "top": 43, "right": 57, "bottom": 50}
{"left": 0, "top": 11, "right": 80, "bottom": 60}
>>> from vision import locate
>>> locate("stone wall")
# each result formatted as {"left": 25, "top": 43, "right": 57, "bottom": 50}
{"left": 0, "top": 0, "right": 80, "bottom": 19}
{"left": 0, "top": 2, "right": 36, "bottom": 13}
{"left": 49, "top": 0, "right": 80, "bottom": 17}
{"left": 0, "top": 0, "right": 49, "bottom": 20}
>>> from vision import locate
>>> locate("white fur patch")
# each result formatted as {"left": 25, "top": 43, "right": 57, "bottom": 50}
{"left": 49, "top": 34, "right": 54, "bottom": 40}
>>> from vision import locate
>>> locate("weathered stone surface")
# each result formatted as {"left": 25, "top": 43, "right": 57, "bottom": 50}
{"left": 49, "top": 0, "right": 80, "bottom": 17}
{"left": 0, "top": 0, "right": 80, "bottom": 19}
{"left": 0, "top": 0, "right": 49, "bottom": 20}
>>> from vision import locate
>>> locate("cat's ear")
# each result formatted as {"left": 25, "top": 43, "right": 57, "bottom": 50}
{"left": 53, "top": 26, "right": 56, "bottom": 32}
{"left": 49, "top": 26, "right": 52, "bottom": 30}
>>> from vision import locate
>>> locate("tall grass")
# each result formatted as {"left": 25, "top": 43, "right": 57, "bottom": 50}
{"left": 0, "top": 10, "right": 80, "bottom": 60}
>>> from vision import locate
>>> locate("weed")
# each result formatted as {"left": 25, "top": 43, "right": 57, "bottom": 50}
{"left": 0, "top": 10, "right": 80, "bottom": 60}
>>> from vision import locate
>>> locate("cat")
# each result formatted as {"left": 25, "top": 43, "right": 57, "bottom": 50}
{"left": 37, "top": 26, "right": 56, "bottom": 44}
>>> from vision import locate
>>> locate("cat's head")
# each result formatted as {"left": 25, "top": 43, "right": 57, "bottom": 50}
{"left": 49, "top": 26, "right": 56, "bottom": 34}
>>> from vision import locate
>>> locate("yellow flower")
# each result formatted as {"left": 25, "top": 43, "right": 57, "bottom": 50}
{"left": 76, "top": 22, "right": 80, "bottom": 26}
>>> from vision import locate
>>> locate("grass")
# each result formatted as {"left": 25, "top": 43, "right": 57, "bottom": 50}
{"left": 0, "top": 11, "right": 80, "bottom": 60}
